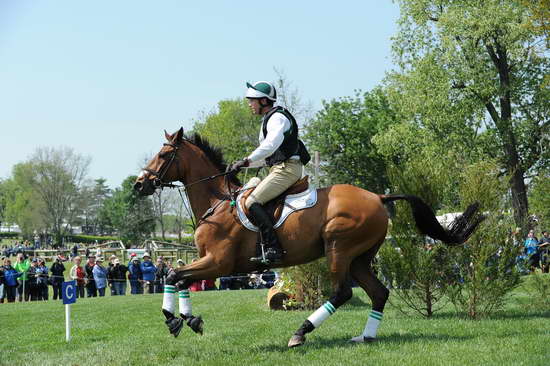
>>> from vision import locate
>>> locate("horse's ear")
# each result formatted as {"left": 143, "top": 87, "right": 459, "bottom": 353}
{"left": 173, "top": 127, "right": 184, "bottom": 142}
{"left": 164, "top": 130, "right": 172, "bottom": 142}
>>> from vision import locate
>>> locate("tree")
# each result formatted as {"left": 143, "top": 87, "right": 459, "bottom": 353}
{"left": 101, "top": 175, "right": 155, "bottom": 246}
{"left": 77, "top": 178, "right": 112, "bottom": 234}
{"left": 303, "top": 88, "right": 397, "bottom": 192}
{"left": 528, "top": 170, "right": 550, "bottom": 230}
{"left": 2, "top": 163, "right": 47, "bottom": 238}
{"left": 29, "top": 147, "right": 90, "bottom": 245}
{"left": 273, "top": 67, "right": 314, "bottom": 125}
{"left": 91, "top": 178, "right": 112, "bottom": 234}
{"left": 0, "top": 179, "right": 6, "bottom": 227}
{"left": 389, "top": 0, "right": 550, "bottom": 231}
{"left": 152, "top": 190, "right": 169, "bottom": 239}
{"left": 522, "top": 0, "right": 550, "bottom": 49}
{"left": 167, "top": 192, "right": 194, "bottom": 241}
{"left": 194, "top": 72, "right": 313, "bottom": 179}
{"left": 193, "top": 98, "right": 259, "bottom": 166}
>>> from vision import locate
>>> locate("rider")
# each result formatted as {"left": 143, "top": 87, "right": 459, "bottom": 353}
{"left": 230, "top": 81, "right": 310, "bottom": 265}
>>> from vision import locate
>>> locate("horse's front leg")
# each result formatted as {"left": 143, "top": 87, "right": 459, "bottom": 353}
{"left": 162, "top": 254, "right": 228, "bottom": 337}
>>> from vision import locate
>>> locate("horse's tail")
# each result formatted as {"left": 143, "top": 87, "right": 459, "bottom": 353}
{"left": 379, "top": 194, "right": 485, "bottom": 245}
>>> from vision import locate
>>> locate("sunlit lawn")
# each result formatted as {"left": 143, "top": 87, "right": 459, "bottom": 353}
{"left": 0, "top": 285, "right": 548, "bottom": 366}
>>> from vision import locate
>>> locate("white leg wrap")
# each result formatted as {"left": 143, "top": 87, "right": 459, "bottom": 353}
{"left": 351, "top": 310, "right": 383, "bottom": 342}
{"left": 307, "top": 301, "right": 336, "bottom": 328}
{"left": 178, "top": 289, "right": 192, "bottom": 317}
{"left": 363, "top": 310, "right": 383, "bottom": 337}
{"left": 162, "top": 285, "right": 176, "bottom": 314}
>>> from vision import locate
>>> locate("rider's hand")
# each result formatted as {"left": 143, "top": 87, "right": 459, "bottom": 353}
{"left": 230, "top": 159, "right": 250, "bottom": 173}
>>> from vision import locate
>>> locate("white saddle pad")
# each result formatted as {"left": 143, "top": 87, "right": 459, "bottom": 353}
{"left": 236, "top": 180, "right": 318, "bottom": 232}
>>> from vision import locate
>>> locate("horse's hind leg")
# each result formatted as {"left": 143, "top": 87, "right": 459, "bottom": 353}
{"left": 349, "top": 242, "right": 389, "bottom": 343}
{"left": 288, "top": 248, "right": 353, "bottom": 348}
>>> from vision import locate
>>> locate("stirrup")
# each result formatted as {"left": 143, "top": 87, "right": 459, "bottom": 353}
{"left": 250, "top": 244, "right": 283, "bottom": 265}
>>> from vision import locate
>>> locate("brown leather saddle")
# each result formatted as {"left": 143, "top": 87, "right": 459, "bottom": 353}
{"left": 239, "top": 176, "right": 310, "bottom": 223}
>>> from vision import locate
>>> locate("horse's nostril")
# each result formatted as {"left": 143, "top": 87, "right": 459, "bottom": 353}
{"left": 133, "top": 182, "right": 142, "bottom": 191}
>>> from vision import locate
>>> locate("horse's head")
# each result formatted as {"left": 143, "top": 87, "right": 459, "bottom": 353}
{"left": 134, "top": 127, "right": 185, "bottom": 196}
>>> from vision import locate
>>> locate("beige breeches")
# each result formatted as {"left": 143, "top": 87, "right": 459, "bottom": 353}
{"left": 245, "top": 160, "right": 303, "bottom": 209}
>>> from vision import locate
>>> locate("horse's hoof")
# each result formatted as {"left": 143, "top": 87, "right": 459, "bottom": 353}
{"left": 187, "top": 315, "right": 204, "bottom": 335}
{"left": 165, "top": 317, "right": 184, "bottom": 338}
{"left": 349, "top": 335, "right": 376, "bottom": 343}
{"left": 288, "top": 335, "right": 305, "bottom": 348}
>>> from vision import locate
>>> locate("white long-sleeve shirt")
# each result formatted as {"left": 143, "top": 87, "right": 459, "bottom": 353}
{"left": 247, "top": 112, "right": 294, "bottom": 168}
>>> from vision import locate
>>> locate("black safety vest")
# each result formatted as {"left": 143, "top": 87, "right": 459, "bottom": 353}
{"left": 261, "top": 106, "right": 310, "bottom": 166}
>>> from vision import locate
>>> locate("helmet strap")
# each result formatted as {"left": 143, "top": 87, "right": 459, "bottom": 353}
{"left": 259, "top": 98, "right": 271, "bottom": 113}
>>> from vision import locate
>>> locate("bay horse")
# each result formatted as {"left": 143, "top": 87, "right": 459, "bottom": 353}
{"left": 134, "top": 127, "right": 483, "bottom": 347}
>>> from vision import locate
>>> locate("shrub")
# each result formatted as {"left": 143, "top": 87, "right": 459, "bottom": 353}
{"left": 520, "top": 273, "right": 550, "bottom": 310}
{"left": 377, "top": 153, "right": 458, "bottom": 317}
{"left": 151, "top": 236, "right": 195, "bottom": 246}
{"left": 0, "top": 232, "right": 20, "bottom": 239}
{"left": 446, "top": 161, "right": 521, "bottom": 319}
{"left": 66, "top": 234, "right": 120, "bottom": 244}
{"left": 278, "top": 259, "right": 332, "bottom": 310}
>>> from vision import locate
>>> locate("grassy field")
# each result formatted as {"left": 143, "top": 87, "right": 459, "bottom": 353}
{"left": 0, "top": 287, "right": 548, "bottom": 366}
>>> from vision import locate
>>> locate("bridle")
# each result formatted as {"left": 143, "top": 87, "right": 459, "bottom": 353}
{"left": 143, "top": 142, "right": 180, "bottom": 188}
{"left": 141, "top": 139, "right": 239, "bottom": 228}
{"left": 143, "top": 140, "right": 235, "bottom": 190}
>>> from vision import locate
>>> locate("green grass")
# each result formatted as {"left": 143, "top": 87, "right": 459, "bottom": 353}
{"left": 0, "top": 288, "right": 548, "bottom": 366}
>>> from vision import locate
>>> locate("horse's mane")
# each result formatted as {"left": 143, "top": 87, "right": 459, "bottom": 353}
{"left": 184, "top": 132, "right": 241, "bottom": 186}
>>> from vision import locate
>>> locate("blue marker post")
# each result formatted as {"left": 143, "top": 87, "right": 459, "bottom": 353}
{"left": 62, "top": 280, "right": 77, "bottom": 342}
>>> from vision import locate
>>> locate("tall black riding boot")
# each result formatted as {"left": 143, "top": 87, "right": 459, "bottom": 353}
{"left": 248, "top": 203, "right": 283, "bottom": 265}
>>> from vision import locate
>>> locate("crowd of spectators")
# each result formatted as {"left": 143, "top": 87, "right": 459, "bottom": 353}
{"left": 2, "top": 228, "right": 547, "bottom": 304}
{"left": 519, "top": 229, "right": 550, "bottom": 273}
{"left": 0, "top": 246, "right": 278, "bottom": 304}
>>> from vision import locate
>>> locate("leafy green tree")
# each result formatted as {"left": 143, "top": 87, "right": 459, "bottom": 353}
{"left": 91, "top": 178, "right": 112, "bottom": 233}
{"left": 2, "top": 163, "right": 48, "bottom": 238}
{"left": 100, "top": 175, "right": 155, "bottom": 247}
{"left": 0, "top": 179, "right": 6, "bottom": 227}
{"left": 303, "top": 88, "right": 397, "bottom": 192}
{"left": 528, "top": 170, "right": 550, "bottom": 230}
{"left": 521, "top": 0, "right": 550, "bottom": 49}
{"left": 193, "top": 98, "right": 259, "bottom": 166}
{"left": 388, "top": 0, "right": 550, "bottom": 231}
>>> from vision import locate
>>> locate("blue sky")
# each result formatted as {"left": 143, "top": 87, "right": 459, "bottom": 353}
{"left": 0, "top": 1, "right": 399, "bottom": 188}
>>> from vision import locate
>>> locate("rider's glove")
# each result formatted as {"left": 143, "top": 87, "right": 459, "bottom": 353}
{"left": 230, "top": 159, "right": 250, "bottom": 173}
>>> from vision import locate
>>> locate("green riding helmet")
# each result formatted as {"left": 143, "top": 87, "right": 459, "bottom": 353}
{"left": 246, "top": 81, "right": 277, "bottom": 101}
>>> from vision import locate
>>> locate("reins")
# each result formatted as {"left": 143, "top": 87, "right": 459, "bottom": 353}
{"left": 170, "top": 171, "right": 235, "bottom": 230}
{"left": 161, "top": 170, "right": 233, "bottom": 190}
